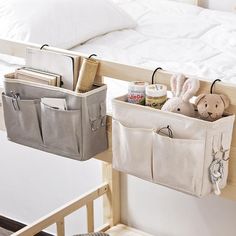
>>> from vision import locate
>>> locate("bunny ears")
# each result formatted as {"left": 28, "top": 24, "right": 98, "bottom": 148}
{"left": 170, "top": 74, "right": 200, "bottom": 102}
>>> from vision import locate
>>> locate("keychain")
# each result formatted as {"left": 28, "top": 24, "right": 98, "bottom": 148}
{"left": 209, "top": 134, "right": 229, "bottom": 195}
{"left": 209, "top": 157, "right": 224, "bottom": 195}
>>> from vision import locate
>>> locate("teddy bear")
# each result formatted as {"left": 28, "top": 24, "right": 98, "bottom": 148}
{"left": 161, "top": 73, "right": 200, "bottom": 117}
{"left": 195, "top": 93, "right": 230, "bottom": 121}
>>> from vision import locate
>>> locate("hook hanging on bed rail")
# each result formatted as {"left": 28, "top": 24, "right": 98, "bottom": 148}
{"left": 88, "top": 54, "right": 97, "bottom": 59}
{"left": 151, "top": 67, "right": 163, "bottom": 84}
{"left": 210, "top": 79, "right": 221, "bottom": 94}
{"left": 40, "top": 44, "right": 49, "bottom": 50}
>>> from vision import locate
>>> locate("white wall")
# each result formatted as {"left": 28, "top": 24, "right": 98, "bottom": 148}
{"left": 121, "top": 175, "right": 236, "bottom": 236}
{"left": 199, "top": 0, "right": 236, "bottom": 12}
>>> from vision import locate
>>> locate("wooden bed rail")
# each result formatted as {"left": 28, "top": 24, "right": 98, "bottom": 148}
{"left": 11, "top": 183, "right": 109, "bottom": 236}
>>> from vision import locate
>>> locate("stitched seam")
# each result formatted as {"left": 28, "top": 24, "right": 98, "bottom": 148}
{"left": 199, "top": 127, "right": 209, "bottom": 197}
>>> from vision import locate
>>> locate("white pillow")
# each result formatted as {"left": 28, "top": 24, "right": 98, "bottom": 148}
{"left": 0, "top": 0, "right": 136, "bottom": 49}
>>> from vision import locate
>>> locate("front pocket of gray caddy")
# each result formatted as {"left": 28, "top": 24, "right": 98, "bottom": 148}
{"left": 41, "top": 103, "right": 81, "bottom": 156}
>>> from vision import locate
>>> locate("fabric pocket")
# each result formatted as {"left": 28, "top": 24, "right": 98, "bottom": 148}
{"left": 41, "top": 103, "right": 81, "bottom": 156}
{"left": 2, "top": 94, "right": 43, "bottom": 145}
{"left": 112, "top": 120, "right": 153, "bottom": 181}
{"left": 152, "top": 133, "right": 205, "bottom": 196}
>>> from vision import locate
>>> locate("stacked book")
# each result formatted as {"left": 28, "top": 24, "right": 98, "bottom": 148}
{"left": 15, "top": 67, "right": 61, "bottom": 87}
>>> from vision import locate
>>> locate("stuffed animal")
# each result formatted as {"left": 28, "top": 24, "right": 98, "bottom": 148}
{"left": 195, "top": 93, "right": 230, "bottom": 121}
{"left": 161, "top": 74, "right": 200, "bottom": 117}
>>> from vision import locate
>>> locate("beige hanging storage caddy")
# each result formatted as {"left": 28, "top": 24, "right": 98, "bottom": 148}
{"left": 112, "top": 95, "right": 235, "bottom": 197}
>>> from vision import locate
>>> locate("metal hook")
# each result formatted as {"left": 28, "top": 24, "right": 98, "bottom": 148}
{"left": 40, "top": 44, "right": 49, "bottom": 50}
{"left": 210, "top": 79, "right": 221, "bottom": 94}
{"left": 151, "top": 67, "right": 163, "bottom": 84}
{"left": 88, "top": 54, "right": 97, "bottom": 59}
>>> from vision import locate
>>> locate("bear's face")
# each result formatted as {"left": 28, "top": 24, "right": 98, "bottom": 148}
{"left": 195, "top": 94, "right": 229, "bottom": 121}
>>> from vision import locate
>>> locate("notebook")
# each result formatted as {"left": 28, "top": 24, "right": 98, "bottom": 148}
{"left": 15, "top": 68, "right": 61, "bottom": 86}
{"left": 25, "top": 48, "right": 80, "bottom": 90}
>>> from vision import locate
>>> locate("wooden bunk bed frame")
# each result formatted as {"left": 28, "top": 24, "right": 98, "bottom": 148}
{"left": 1, "top": 34, "right": 236, "bottom": 235}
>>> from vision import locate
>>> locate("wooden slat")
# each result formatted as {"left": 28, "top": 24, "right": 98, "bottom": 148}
{"left": 11, "top": 183, "right": 108, "bottom": 236}
{"left": 86, "top": 201, "right": 94, "bottom": 233}
{"left": 56, "top": 220, "right": 65, "bottom": 236}
{"left": 100, "top": 111, "right": 120, "bottom": 225}
{"left": 1, "top": 39, "right": 236, "bottom": 103}
{"left": 0, "top": 38, "right": 80, "bottom": 58}
{"left": 102, "top": 162, "right": 121, "bottom": 227}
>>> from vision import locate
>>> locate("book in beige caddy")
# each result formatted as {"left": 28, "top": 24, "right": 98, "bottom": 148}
{"left": 0, "top": 38, "right": 236, "bottom": 236}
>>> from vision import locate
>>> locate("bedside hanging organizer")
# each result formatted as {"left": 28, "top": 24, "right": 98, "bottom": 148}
{"left": 112, "top": 95, "right": 235, "bottom": 197}
{"left": 2, "top": 75, "right": 108, "bottom": 161}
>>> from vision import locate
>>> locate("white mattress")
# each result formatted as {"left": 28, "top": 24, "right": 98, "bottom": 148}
{"left": 72, "top": 0, "right": 236, "bottom": 83}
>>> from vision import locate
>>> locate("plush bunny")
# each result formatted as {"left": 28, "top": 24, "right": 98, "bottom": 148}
{"left": 195, "top": 93, "right": 230, "bottom": 121}
{"left": 161, "top": 74, "right": 200, "bottom": 117}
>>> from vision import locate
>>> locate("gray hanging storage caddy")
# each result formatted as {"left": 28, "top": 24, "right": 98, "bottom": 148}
{"left": 2, "top": 77, "right": 108, "bottom": 161}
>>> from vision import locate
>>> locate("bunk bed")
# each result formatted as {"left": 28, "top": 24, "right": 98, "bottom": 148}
{"left": 1, "top": 1, "right": 236, "bottom": 235}
{"left": 0, "top": 37, "right": 236, "bottom": 236}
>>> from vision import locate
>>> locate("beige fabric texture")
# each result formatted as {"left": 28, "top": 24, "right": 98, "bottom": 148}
{"left": 112, "top": 95, "right": 235, "bottom": 197}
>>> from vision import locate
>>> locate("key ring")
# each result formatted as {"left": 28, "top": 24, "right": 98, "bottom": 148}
{"left": 157, "top": 125, "right": 173, "bottom": 138}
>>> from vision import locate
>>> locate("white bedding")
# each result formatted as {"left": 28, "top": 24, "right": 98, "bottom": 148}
{"left": 72, "top": 0, "right": 236, "bottom": 82}
{"left": 1, "top": 0, "right": 236, "bottom": 90}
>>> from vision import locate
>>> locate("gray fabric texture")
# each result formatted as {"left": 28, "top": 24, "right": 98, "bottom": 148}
{"left": 2, "top": 80, "right": 108, "bottom": 161}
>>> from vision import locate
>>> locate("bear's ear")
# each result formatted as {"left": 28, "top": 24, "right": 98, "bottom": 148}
{"left": 220, "top": 94, "right": 230, "bottom": 109}
{"left": 195, "top": 94, "right": 206, "bottom": 106}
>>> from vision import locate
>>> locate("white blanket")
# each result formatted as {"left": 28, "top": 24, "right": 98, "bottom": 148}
{"left": 1, "top": 0, "right": 236, "bottom": 91}
{"left": 73, "top": 0, "right": 236, "bottom": 83}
